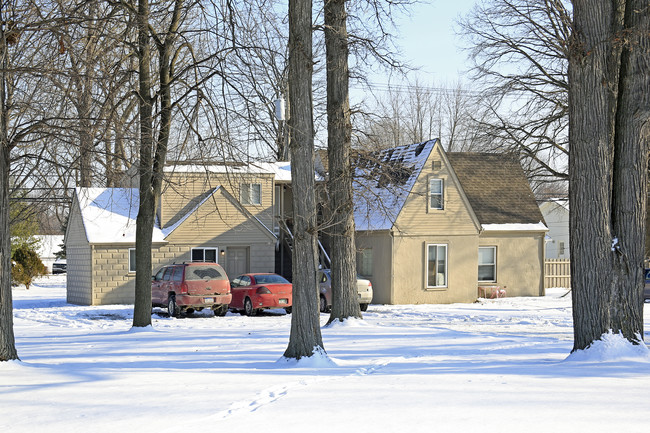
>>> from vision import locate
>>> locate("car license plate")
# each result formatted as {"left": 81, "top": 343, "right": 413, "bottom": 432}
{"left": 279, "top": 298, "right": 288, "bottom": 304}
{"left": 204, "top": 297, "right": 214, "bottom": 303}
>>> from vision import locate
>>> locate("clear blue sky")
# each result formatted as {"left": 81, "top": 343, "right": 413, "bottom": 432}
{"left": 381, "top": 0, "right": 478, "bottom": 85}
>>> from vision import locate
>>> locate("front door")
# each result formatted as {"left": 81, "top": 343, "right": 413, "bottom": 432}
{"left": 226, "top": 247, "right": 249, "bottom": 278}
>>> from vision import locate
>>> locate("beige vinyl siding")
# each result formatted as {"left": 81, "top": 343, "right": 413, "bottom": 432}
{"left": 355, "top": 231, "right": 392, "bottom": 304}
{"left": 391, "top": 234, "right": 479, "bottom": 304}
{"left": 478, "top": 231, "right": 545, "bottom": 297}
{"left": 394, "top": 145, "right": 478, "bottom": 236}
{"left": 160, "top": 172, "right": 274, "bottom": 230}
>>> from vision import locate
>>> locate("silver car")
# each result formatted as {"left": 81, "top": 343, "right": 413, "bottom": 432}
{"left": 318, "top": 269, "right": 373, "bottom": 312}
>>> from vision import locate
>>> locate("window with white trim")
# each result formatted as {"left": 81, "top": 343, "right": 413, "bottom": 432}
{"left": 429, "top": 178, "right": 444, "bottom": 210}
{"left": 241, "top": 183, "right": 262, "bottom": 205}
{"left": 128, "top": 248, "right": 136, "bottom": 273}
{"left": 192, "top": 248, "right": 218, "bottom": 263}
{"left": 478, "top": 246, "right": 496, "bottom": 282}
{"left": 426, "top": 244, "right": 447, "bottom": 287}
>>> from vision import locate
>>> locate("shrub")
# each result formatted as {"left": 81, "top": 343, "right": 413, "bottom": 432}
{"left": 12, "top": 246, "right": 47, "bottom": 290}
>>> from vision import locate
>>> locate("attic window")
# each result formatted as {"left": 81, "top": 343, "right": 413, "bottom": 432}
{"left": 432, "top": 161, "right": 442, "bottom": 170}
{"left": 429, "top": 178, "right": 444, "bottom": 210}
{"left": 241, "top": 183, "right": 261, "bottom": 205}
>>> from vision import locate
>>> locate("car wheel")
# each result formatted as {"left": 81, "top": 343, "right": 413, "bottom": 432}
{"left": 284, "top": 307, "right": 292, "bottom": 314}
{"left": 213, "top": 305, "right": 228, "bottom": 317}
{"left": 244, "top": 297, "right": 257, "bottom": 316}
{"left": 359, "top": 303, "right": 368, "bottom": 312}
{"left": 168, "top": 295, "right": 179, "bottom": 318}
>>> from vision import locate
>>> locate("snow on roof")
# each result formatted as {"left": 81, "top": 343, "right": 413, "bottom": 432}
{"left": 76, "top": 188, "right": 166, "bottom": 244}
{"left": 354, "top": 140, "right": 436, "bottom": 231}
{"left": 481, "top": 222, "right": 548, "bottom": 232}
{"left": 162, "top": 161, "right": 319, "bottom": 182}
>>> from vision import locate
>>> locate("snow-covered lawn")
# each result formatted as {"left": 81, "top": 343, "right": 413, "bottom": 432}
{"left": 2, "top": 275, "right": 650, "bottom": 433}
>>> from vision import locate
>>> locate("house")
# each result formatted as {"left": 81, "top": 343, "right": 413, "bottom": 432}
{"left": 35, "top": 235, "right": 64, "bottom": 273}
{"left": 66, "top": 162, "right": 293, "bottom": 305}
{"left": 539, "top": 199, "right": 570, "bottom": 259}
{"left": 353, "top": 139, "right": 548, "bottom": 304}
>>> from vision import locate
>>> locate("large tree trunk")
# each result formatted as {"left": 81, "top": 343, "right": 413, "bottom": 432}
{"left": 133, "top": 0, "right": 155, "bottom": 328}
{"left": 569, "top": 0, "right": 647, "bottom": 350}
{"left": 283, "top": 0, "right": 324, "bottom": 359}
{"left": 325, "top": 0, "right": 360, "bottom": 324}
{"left": 0, "top": 20, "right": 18, "bottom": 361}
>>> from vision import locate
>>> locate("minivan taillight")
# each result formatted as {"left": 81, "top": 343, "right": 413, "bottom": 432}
{"left": 256, "top": 286, "right": 272, "bottom": 294}
{"left": 180, "top": 282, "right": 188, "bottom": 294}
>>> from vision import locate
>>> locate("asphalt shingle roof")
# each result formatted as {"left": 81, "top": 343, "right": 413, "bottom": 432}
{"left": 446, "top": 152, "right": 544, "bottom": 225}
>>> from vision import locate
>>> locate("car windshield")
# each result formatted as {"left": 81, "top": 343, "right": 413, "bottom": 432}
{"left": 254, "top": 274, "right": 289, "bottom": 285}
{"left": 185, "top": 265, "right": 226, "bottom": 281}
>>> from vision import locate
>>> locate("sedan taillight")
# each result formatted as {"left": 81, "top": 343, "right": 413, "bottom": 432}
{"left": 256, "top": 286, "right": 272, "bottom": 295}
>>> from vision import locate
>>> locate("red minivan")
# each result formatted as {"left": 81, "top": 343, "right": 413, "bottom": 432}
{"left": 151, "top": 262, "right": 232, "bottom": 317}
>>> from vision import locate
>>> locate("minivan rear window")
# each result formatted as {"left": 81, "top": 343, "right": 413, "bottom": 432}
{"left": 186, "top": 265, "right": 226, "bottom": 281}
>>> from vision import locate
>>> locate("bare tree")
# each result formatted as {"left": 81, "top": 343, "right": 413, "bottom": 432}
{"left": 283, "top": 0, "right": 325, "bottom": 360}
{"left": 324, "top": 0, "right": 360, "bottom": 324}
{"left": 568, "top": 0, "right": 649, "bottom": 350}
{"left": 354, "top": 81, "right": 483, "bottom": 152}
{"left": 458, "top": 0, "right": 572, "bottom": 184}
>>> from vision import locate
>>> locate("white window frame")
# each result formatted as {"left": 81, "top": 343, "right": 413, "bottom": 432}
{"left": 241, "top": 183, "right": 262, "bottom": 205}
{"left": 426, "top": 243, "right": 448, "bottom": 288}
{"left": 478, "top": 246, "right": 497, "bottom": 282}
{"left": 191, "top": 247, "right": 218, "bottom": 263}
{"left": 429, "top": 178, "right": 444, "bottom": 210}
{"left": 128, "top": 248, "right": 136, "bottom": 273}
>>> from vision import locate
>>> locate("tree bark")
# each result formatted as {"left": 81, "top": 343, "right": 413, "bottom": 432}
{"left": 133, "top": 0, "right": 155, "bottom": 328}
{"left": 283, "top": 0, "right": 325, "bottom": 359}
{"left": 569, "top": 0, "right": 648, "bottom": 350}
{"left": 325, "top": 0, "right": 360, "bottom": 324}
{"left": 0, "top": 21, "right": 18, "bottom": 361}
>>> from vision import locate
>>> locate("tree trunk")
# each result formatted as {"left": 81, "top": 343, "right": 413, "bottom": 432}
{"left": 325, "top": 0, "right": 360, "bottom": 324}
{"left": 133, "top": 0, "right": 155, "bottom": 328}
{"left": 283, "top": 0, "right": 324, "bottom": 359}
{"left": 569, "top": 0, "right": 647, "bottom": 350}
{"left": 0, "top": 25, "right": 18, "bottom": 360}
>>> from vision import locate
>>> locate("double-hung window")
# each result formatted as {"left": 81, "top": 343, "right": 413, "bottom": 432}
{"left": 426, "top": 244, "right": 447, "bottom": 288}
{"left": 192, "top": 248, "right": 217, "bottom": 263}
{"left": 478, "top": 246, "right": 496, "bottom": 282}
{"left": 429, "top": 178, "right": 444, "bottom": 210}
{"left": 241, "top": 183, "right": 262, "bottom": 205}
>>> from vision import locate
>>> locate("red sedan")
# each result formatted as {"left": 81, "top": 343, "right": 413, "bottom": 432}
{"left": 229, "top": 273, "right": 293, "bottom": 316}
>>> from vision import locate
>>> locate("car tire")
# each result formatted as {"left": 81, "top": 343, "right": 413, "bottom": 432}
{"left": 284, "top": 307, "right": 292, "bottom": 314}
{"left": 168, "top": 295, "right": 179, "bottom": 318}
{"left": 244, "top": 298, "right": 257, "bottom": 316}
{"left": 319, "top": 296, "right": 327, "bottom": 313}
{"left": 359, "top": 303, "right": 368, "bottom": 312}
{"left": 213, "top": 305, "right": 227, "bottom": 317}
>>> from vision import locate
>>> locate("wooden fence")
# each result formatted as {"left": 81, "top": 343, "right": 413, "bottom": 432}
{"left": 544, "top": 259, "right": 571, "bottom": 289}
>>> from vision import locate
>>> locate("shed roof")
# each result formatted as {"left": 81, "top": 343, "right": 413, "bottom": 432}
{"left": 446, "top": 153, "right": 545, "bottom": 225}
{"left": 75, "top": 188, "right": 166, "bottom": 244}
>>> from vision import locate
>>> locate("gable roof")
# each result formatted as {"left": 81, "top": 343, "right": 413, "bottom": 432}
{"left": 446, "top": 153, "right": 545, "bottom": 227}
{"left": 354, "top": 139, "right": 437, "bottom": 231}
{"left": 75, "top": 188, "right": 166, "bottom": 244}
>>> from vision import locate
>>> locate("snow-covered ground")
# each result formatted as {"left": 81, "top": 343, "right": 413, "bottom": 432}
{"left": 2, "top": 275, "right": 650, "bottom": 433}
